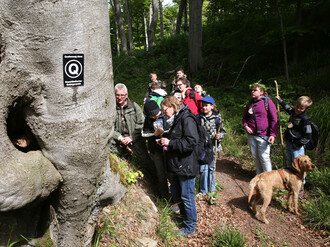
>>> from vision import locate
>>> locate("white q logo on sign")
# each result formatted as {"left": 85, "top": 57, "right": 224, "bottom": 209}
{"left": 64, "top": 60, "right": 83, "bottom": 79}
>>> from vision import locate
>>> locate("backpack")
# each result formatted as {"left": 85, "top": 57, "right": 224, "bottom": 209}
{"left": 249, "top": 96, "right": 269, "bottom": 112}
{"left": 148, "top": 95, "right": 164, "bottom": 107}
{"left": 188, "top": 89, "right": 202, "bottom": 113}
{"left": 302, "top": 116, "right": 319, "bottom": 150}
{"left": 192, "top": 115, "right": 215, "bottom": 165}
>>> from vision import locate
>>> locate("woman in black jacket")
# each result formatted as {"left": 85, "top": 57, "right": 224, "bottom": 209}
{"left": 158, "top": 96, "right": 199, "bottom": 237}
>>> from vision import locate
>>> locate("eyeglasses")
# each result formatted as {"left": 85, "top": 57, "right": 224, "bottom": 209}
{"left": 115, "top": 94, "right": 127, "bottom": 98}
{"left": 162, "top": 107, "right": 169, "bottom": 114}
{"left": 177, "top": 83, "right": 184, "bottom": 86}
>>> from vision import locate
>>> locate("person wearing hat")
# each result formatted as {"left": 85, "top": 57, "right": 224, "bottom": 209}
{"left": 197, "top": 96, "right": 226, "bottom": 196}
{"left": 142, "top": 100, "right": 170, "bottom": 198}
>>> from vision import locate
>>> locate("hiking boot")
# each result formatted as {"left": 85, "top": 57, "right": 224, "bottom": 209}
{"left": 196, "top": 192, "right": 206, "bottom": 198}
{"left": 173, "top": 228, "right": 195, "bottom": 237}
{"left": 298, "top": 184, "right": 304, "bottom": 199}
{"left": 171, "top": 204, "right": 180, "bottom": 214}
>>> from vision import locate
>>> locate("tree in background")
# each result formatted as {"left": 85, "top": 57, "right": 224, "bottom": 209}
{"left": 113, "top": 0, "right": 128, "bottom": 54}
{"left": 159, "top": 0, "right": 164, "bottom": 39}
{"left": 175, "top": 0, "right": 187, "bottom": 36}
{"left": 125, "top": 0, "right": 135, "bottom": 51}
{"left": 189, "top": 0, "right": 204, "bottom": 74}
{"left": 148, "top": 0, "right": 159, "bottom": 49}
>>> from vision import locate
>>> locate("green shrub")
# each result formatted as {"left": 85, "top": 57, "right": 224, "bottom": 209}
{"left": 306, "top": 166, "right": 330, "bottom": 196}
{"left": 155, "top": 199, "right": 180, "bottom": 245}
{"left": 211, "top": 224, "right": 247, "bottom": 247}
{"left": 302, "top": 190, "right": 330, "bottom": 231}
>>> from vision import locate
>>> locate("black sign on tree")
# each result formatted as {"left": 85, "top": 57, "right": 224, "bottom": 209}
{"left": 63, "top": 54, "right": 84, "bottom": 87}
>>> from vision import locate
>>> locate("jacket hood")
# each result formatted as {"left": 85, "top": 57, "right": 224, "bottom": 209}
{"left": 152, "top": 89, "right": 167, "bottom": 97}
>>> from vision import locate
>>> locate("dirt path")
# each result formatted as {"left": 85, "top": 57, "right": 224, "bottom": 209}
{"left": 188, "top": 156, "right": 328, "bottom": 247}
{"left": 96, "top": 156, "right": 328, "bottom": 247}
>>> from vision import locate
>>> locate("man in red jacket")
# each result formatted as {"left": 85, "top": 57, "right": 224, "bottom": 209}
{"left": 176, "top": 77, "right": 203, "bottom": 115}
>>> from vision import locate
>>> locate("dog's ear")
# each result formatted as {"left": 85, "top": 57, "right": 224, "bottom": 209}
{"left": 292, "top": 156, "right": 302, "bottom": 173}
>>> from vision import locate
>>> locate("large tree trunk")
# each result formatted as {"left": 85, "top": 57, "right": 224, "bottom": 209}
{"left": 125, "top": 0, "right": 135, "bottom": 51}
{"left": 175, "top": 0, "right": 187, "bottom": 36}
{"left": 148, "top": 0, "right": 159, "bottom": 49}
{"left": 113, "top": 0, "right": 128, "bottom": 54}
{"left": 189, "top": 0, "right": 204, "bottom": 75}
{"left": 0, "top": 0, "right": 126, "bottom": 246}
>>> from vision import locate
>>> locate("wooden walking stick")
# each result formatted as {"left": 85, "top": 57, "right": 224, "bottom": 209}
{"left": 274, "top": 80, "right": 286, "bottom": 166}
{"left": 211, "top": 120, "right": 223, "bottom": 193}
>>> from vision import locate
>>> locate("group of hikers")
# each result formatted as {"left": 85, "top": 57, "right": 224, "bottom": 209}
{"left": 109, "top": 69, "right": 315, "bottom": 237}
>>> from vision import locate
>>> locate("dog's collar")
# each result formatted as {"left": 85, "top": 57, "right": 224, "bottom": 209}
{"left": 289, "top": 167, "right": 304, "bottom": 180}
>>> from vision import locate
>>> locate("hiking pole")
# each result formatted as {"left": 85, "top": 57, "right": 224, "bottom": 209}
{"left": 274, "top": 80, "right": 286, "bottom": 167}
{"left": 211, "top": 120, "right": 224, "bottom": 193}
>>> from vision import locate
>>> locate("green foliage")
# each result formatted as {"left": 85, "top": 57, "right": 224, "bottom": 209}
{"left": 155, "top": 199, "right": 180, "bottom": 245}
{"left": 109, "top": 153, "right": 143, "bottom": 187}
{"left": 306, "top": 166, "right": 330, "bottom": 196}
{"left": 207, "top": 191, "right": 221, "bottom": 205}
{"left": 211, "top": 224, "right": 247, "bottom": 247}
{"left": 93, "top": 211, "right": 120, "bottom": 247}
{"left": 252, "top": 225, "right": 275, "bottom": 245}
{"left": 302, "top": 189, "right": 330, "bottom": 231}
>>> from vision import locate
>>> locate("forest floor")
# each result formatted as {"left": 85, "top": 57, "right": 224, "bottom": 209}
{"left": 97, "top": 156, "right": 329, "bottom": 247}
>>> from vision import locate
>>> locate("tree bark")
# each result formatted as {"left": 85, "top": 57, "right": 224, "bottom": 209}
{"left": 0, "top": 0, "right": 126, "bottom": 246}
{"left": 148, "top": 0, "right": 159, "bottom": 49}
{"left": 125, "top": 0, "right": 135, "bottom": 51}
{"left": 159, "top": 0, "right": 164, "bottom": 40}
{"left": 175, "top": 0, "right": 187, "bottom": 36}
{"left": 189, "top": 0, "right": 204, "bottom": 75}
{"left": 113, "top": 0, "right": 128, "bottom": 54}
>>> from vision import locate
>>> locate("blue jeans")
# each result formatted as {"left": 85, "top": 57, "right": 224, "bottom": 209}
{"left": 286, "top": 141, "right": 305, "bottom": 184}
{"left": 170, "top": 175, "right": 197, "bottom": 233}
{"left": 285, "top": 141, "right": 305, "bottom": 167}
{"left": 248, "top": 135, "right": 272, "bottom": 174}
{"left": 199, "top": 159, "right": 215, "bottom": 193}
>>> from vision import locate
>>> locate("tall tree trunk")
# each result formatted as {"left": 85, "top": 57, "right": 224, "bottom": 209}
{"left": 175, "top": 0, "right": 187, "bottom": 36}
{"left": 189, "top": 0, "right": 204, "bottom": 75}
{"left": 0, "top": 0, "right": 125, "bottom": 246}
{"left": 110, "top": 0, "right": 121, "bottom": 56}
{"left": 125, "top": 0, "right": 134, "bottom": 51}
{"left": 113, "top": 0, "right": 128, "bottom": 54}
{"left": 143, "top": 10, "right": 149, "bottom": 51}
{"left": 293, "top": 0, "right": 303, "bottom": 64}
{"left": 276, "top": 0, "right": 290, "bottom": 80}
{"left": 159, "top": 0, "right": 164, "bottom": 39}
{"left": 148, "top": 0, "right": 159, "bottom": 49}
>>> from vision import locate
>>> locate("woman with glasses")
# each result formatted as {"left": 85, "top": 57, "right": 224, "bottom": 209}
{"left": 157, "top": 96, "right": 199, "bottom": 237}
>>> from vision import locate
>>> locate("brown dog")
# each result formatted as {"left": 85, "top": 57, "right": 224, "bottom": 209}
{"left": 248, "top": 155, "right": 315, "bottom": 224}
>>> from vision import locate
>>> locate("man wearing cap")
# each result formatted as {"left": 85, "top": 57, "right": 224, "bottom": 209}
{"left": 197, "top": 96, "right": 226, "bottom": 195}
{"left": 110, "top": 83, "right": 154, "bottom": 177}
{"left": 142, "top": 100, "right": 170, "bottom": 198}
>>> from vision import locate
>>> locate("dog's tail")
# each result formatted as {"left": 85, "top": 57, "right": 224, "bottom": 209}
{"left": 248, "top": 176, "right": 259, "bottom": 203}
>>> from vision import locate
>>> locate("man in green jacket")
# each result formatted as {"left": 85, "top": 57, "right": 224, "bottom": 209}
{"left": 110, "top": 83, "right": 154, "bottom": 176}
